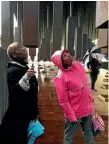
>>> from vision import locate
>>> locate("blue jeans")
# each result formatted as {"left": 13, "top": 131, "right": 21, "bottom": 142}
{"left": 64, "top": 114, "right": 94, "bottom": 144}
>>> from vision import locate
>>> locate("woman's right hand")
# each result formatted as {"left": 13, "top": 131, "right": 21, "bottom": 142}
{"left": 27, "top": 68, "right": 36, "bottom": 78}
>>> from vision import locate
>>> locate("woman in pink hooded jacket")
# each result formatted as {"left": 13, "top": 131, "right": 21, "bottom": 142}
{"left": 51, "top": 50, "right": 94, "bottom": 144}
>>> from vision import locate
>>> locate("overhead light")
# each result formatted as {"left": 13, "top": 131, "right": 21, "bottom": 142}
{"left": 92, "top": 39, "right": 98, "bottom": 45}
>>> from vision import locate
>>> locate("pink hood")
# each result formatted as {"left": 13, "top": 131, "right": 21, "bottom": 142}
{"left": 51, "top": 50, "right": 94, "bottom": 122}
{"left": 51, "top": 50, "right": 65, "bottom": 71}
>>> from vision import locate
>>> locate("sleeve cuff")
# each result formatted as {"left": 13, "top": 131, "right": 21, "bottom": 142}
{"left": 19, "top": 73, "right": 30, "bottom": 91}
{"left": 69, "top": 114, "right": 77, "bottom": 122}
{"left": 69, "top": 117, "right": 77, "bottom": 122}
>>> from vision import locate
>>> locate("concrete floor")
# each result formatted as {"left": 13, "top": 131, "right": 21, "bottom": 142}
{"left": 34, "top": 62, "right": 108, "bottom": 144}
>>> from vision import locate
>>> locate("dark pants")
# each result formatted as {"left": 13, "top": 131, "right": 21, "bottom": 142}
{"left": 0, "top": 122, "right": 28, "bottom": 144}
{"left": 90, "top": 71, "right": 98, "bottom": 89}
{"left": 0, "top": 111, "right": 29, "bottom": 144}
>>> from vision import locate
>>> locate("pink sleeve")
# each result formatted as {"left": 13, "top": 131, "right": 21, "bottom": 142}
{"left": 54, "top": 77, "right": 77, "bottom": 122}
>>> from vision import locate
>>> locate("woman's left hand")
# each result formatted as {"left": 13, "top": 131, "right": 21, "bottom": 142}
{"left": 32, "top": 115, "right": 40, "bottom": 122}
{"left": 33, "top": 118, "right": 37, "bottom": 122}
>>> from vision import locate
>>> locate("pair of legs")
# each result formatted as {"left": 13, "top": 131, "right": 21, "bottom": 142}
{"left": 64, "top": 114, "right": 94, "bottom": 144}
{"left": 90, "top": 71, "right": 98, "bottom": 90}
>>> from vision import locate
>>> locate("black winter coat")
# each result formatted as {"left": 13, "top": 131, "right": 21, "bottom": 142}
{"left": 87, "top": 58, "right": 101, "bottom": 72}
{"left": 0, "top": 61, "right": 39, "bottom": 144}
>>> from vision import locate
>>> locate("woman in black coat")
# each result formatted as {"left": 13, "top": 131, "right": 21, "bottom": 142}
{"left": 0, "top": 42, "right": 39, "bottom": 144}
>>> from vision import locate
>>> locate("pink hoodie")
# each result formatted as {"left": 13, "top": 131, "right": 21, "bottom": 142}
{"left": 51, "top": 50, "right": 94, "bottom": 122}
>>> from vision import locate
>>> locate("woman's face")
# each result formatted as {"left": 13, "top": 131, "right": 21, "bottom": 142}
{"left": 62, "top": 51, "right": 73, "bottom": 66}
{"left": 13, "top": 46, "right": 28, "bottom": 62}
